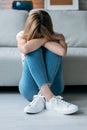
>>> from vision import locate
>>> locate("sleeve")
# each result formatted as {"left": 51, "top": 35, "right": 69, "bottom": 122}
{"left": 16, "top": 30, "right": 25, "bottom": 65}
{"left": 16, "top": 30, "right": 24, "bottom": 39}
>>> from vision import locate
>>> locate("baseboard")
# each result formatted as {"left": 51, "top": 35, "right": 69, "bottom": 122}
{"left": 64, "top": 85, "right": 87, "bottom": 93}
{"left": 0, "top": 86, "right": 18, "bottom": 93}
{"left": 0, "top": 85, "right": 87, "bottom": 93}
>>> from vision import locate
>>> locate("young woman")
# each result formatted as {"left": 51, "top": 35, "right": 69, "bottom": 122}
{"left": 16, "top": 9, "right": 78, "bottom": 115}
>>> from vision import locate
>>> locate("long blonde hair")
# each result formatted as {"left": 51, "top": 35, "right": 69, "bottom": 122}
{"left": 23, "top": 10, "right": 54, "bottom": 41}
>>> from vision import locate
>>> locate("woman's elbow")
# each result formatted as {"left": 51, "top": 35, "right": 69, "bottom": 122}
{"left": 22, "top": 46, "right": 29, "bottom": 54}
{"left": 18, "top": 45, "right": 26, "bottom": 54}
{"left": 62, "top": 51, "right": 67, "bottom": 57}
{"left": 60, "top": 48, "right": 67, "bottom": 57}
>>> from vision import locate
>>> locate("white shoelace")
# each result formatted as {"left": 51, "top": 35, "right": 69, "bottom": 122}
{"left": 29, "top": 95, "right": 45, "bottom": 106}
{"left": 53, "top": 96, "right": 71, "bottom": 107}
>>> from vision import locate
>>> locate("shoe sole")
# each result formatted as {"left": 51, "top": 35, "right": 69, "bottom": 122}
{"left": 63, "top": 107, "right": 78, "bottom": 115}
{"left": 24, "top": 107, "right": 45, "bottom": 114}
{"left": 46, "top": 107, "right": 78, "bottom": 115}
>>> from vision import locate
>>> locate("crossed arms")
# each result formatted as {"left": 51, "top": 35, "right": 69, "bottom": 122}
{"left": 16, "top": 32, "right": 67, "bottom": 57}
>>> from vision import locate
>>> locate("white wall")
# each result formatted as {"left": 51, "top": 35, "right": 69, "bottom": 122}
{"left": 0, "top": 0, "right": 87, "bottom": 10}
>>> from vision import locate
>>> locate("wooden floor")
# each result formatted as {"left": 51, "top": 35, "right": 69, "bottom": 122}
{"left": 0, "top": 87, "right": 87, "bottom": 130}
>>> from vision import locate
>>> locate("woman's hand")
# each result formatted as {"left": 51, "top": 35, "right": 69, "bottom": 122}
{"left": 52, "top": 34, "right": 65, "bottom": 41}
{"left": 52, "top": 33, "right": 67, "bottom": 51}
{"left": 43, "top": 34, "right": 67, "bottom": 57}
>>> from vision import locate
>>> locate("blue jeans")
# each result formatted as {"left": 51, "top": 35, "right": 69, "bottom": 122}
{"left": 19, "top": 48, "right": 64, "bottom": 101}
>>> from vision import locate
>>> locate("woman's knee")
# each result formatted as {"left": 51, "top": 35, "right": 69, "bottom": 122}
{"left": 19, "top": 83, "right": 39, "bottom": 101}
{"left": 19, "top": 83, "right": 32, "bottom": 101}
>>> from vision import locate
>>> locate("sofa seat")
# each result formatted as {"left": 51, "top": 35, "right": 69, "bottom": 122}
{"left": 0, "top": 47, "right": 22, "bottom": 86}
{"left": 63, "top": 48, "right": 87, "bottom": 85}
{"left": 0, "top": 9, "right": 87, "bottom": 86}
{"left": 67, "top": 48, "right": 87, "bottom": 57}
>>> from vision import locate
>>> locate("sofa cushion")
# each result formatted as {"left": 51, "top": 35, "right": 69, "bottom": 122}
{"left": 66, "top": 47, "right": 87, "bottom": 56}
{"left": 0, "top": 47, "right": 22, "bottom": 86}
{"left": 63, "top": 47, "right": 87, "bottom": 85}
{"left": 0, "top": 9, "right": 28, "bottom": 47}
{"left": 48, "top": 10, "right": 87, "bottom": 47}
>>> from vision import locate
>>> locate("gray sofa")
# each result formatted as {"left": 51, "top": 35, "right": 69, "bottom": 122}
{"left": 0, "top": 9, "right": 28, "bottom": 86}
{"left": 0, "top": 9, "right": 87, "bottom": 86}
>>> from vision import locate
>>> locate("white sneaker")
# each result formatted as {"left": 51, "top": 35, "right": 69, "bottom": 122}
{"left": 24, "top": 95, "right": 45, "bottom": 114}
{"left": 46, "top": 96, "right": 78, "bottom": 115}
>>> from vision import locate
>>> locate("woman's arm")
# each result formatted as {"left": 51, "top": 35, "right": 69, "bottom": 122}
{"left": 16, "top": 36, "right": 26, "bottom": 54}
{"left": 43, "top": 34, "right": 67, "bottom": 57}
{"left": 16, "top": 36, "right": 47, "bottom": 54}
{"left": 16, "top": 31, "right": 67, "bottom": 56}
